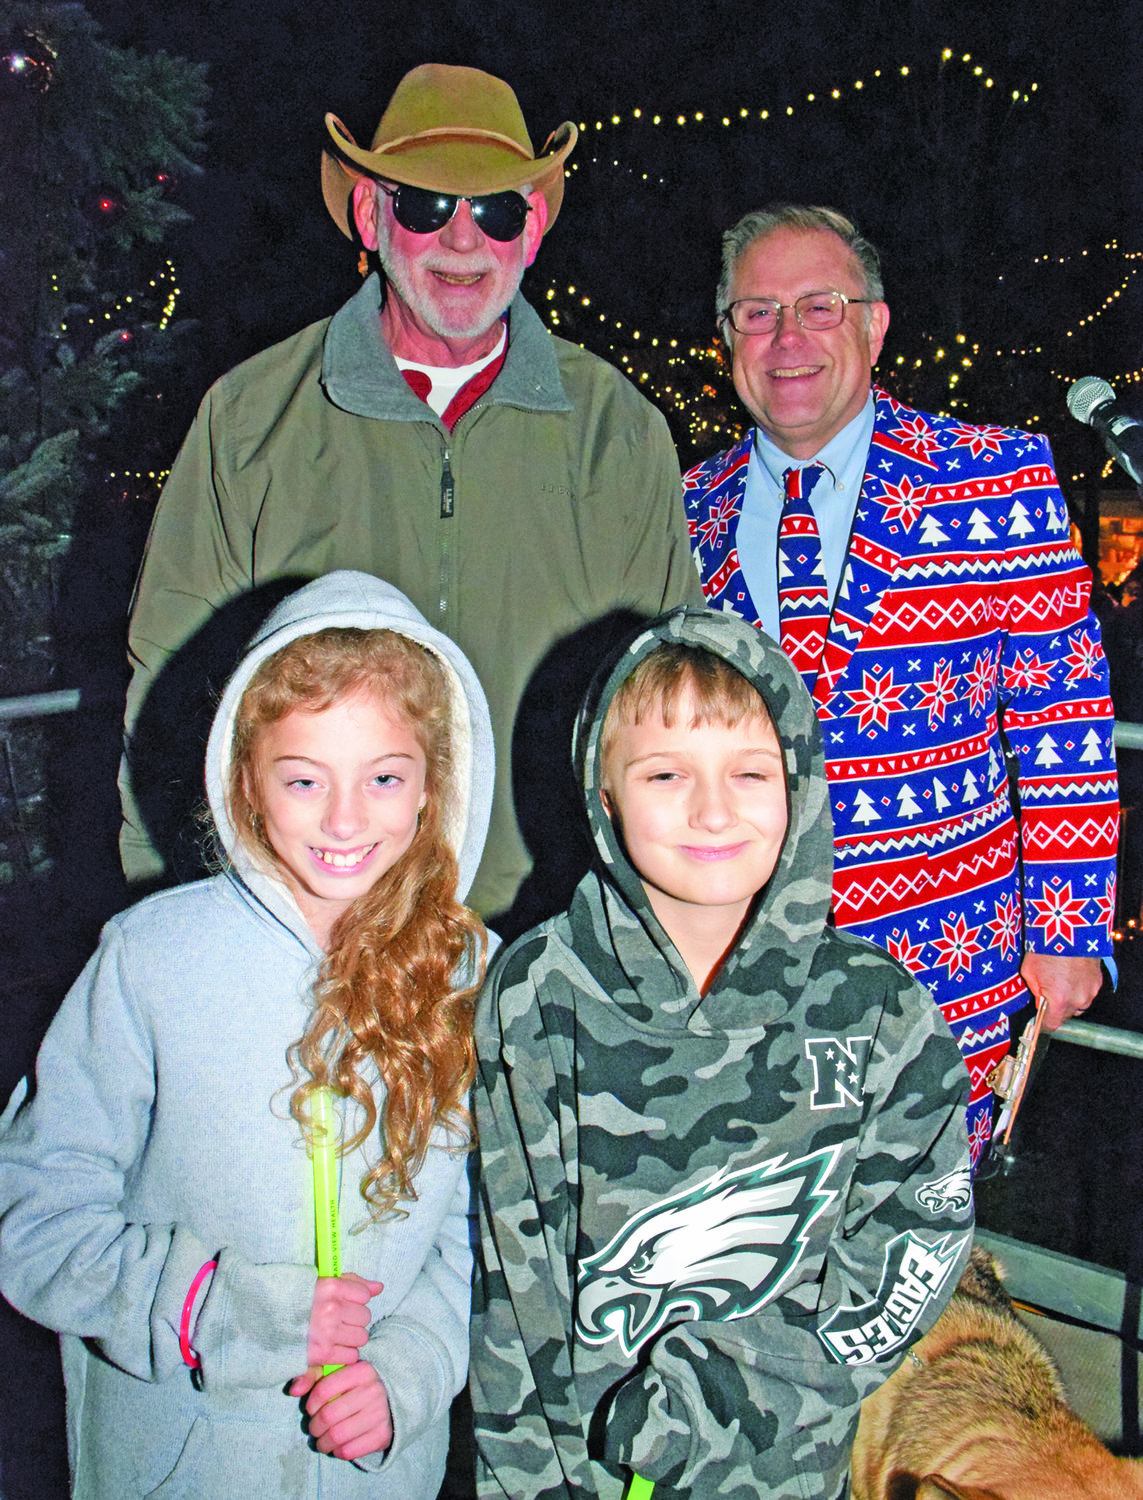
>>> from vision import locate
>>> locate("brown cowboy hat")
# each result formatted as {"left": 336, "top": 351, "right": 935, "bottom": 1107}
{"left": 322, "top": 64, "right": 577, "bottom": 239}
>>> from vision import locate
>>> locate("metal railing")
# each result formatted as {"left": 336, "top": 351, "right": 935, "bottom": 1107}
{"left": 1055, "top": 1017, "right": 1143, "bottom": 1057}
{"left": 0, "top": 688, "right": 84, "bottom": 723}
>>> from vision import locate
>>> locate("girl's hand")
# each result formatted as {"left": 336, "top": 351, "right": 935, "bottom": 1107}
{"left": 290, "top": 1360, "right": 393, "bottom": 1460}
{"left": 306, "top": 1272, "right": 383, "bottom": 1370}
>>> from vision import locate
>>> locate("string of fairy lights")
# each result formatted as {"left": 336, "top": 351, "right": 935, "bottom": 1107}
{"left": 543, "top": 241, "right": 1143, "bottom": 453}
{"left": 566, "top": 49, "right": 1037, "bottom": 148}
{"left": 538, "top": 50, "right": 1141, "bottom": 461}
{"left": 52, "top": 258, "right": 180, "bottom": 337}
{"left": 47, "top": 46, "right": 1136, "bottom": 497}
{"left": 51, "top": 260, "right": 182, "bottom": 486}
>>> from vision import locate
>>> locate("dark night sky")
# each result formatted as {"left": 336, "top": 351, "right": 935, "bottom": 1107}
{"left": 80, "top": 0, "right": 1143, "bottom": 413}
{"left": 0, "top": 24, "right": 1139, "bottom": 1484}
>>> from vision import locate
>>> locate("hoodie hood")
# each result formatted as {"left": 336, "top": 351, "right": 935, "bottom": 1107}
{"left": 205, "top": 571, "right": 494, "bottom": 940}
{"left": 571, "top": 606, "right": 834, "bottom": 1031}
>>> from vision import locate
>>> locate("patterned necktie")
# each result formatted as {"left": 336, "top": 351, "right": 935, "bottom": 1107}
{"left": 778, "top": 463, "right": 829, "bottom": 689}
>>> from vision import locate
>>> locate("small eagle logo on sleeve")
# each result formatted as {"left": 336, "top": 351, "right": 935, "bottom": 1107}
{"left": 574, "top": 1145, "right": 841, "bottom": 1358}
{"left": 915, "top": 1166, "right": 972, "bottom": 1216}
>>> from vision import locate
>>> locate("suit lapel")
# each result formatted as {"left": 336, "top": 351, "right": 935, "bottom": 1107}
{"left": 815, "top": 389, "right": 942, "bottom": 711}
{"left": 686, "top": 433, "right": 763, "bottom": 625}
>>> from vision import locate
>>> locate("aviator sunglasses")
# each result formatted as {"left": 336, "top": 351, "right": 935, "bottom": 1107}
{"left": 376, "top": 181, "right": 532, "bottom": 242}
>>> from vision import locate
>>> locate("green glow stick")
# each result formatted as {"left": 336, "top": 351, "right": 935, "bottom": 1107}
{"left": 311, "top": 1085, "right": 342, "bottom": 1376}
{"left": 623, "top": 1475, "right": 654, "bottom": 1500}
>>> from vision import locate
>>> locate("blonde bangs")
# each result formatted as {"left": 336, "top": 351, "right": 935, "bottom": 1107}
{"left": 600, "top": 643, "right": 772, "bottom": 781}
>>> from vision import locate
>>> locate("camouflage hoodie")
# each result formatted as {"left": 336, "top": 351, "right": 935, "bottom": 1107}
{"left": 471, "top": 607, "right": 973, "bottom": 1500}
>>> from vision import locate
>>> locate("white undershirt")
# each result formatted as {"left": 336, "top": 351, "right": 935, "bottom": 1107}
{"left": 394, "top": 326, "right": 507, "bottom": 417}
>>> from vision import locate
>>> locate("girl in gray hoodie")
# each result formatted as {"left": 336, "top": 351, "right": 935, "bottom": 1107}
{"left": 0, "top": 570, "right": 494, "bottom": 1499}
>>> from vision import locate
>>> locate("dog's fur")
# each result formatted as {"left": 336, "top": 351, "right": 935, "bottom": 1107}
{"left": 850, "top": 1248, "right": 1143, "bottom": 1499}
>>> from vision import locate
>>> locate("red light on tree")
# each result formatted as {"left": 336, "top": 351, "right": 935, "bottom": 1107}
{"left": 88, "top": 191, "right": 125, "bottom": 225}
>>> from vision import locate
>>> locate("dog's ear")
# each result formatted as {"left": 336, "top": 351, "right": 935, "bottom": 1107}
{"left": 885, "top": 1473, "right": 920, "bottom": 1500}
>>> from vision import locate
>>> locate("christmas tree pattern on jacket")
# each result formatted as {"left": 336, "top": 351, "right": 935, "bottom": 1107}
{"left": 684, "top": 388, "right": 1118, "bottom": 1167}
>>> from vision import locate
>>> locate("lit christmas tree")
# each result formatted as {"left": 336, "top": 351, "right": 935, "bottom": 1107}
{"left": 0, "top": 3, "right": 206, "bottom": 883}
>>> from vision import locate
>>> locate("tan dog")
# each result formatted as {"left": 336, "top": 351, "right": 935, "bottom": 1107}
{"left": 850, "top": 1248, "right": 1143, "bottom": 1499}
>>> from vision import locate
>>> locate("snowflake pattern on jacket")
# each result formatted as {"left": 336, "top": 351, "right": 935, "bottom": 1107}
{"left": 683, "top": 390, "right": 1119, "bottom": 1167}
{"left": 471, "top": 606, "right": 973, "bottom": 1500}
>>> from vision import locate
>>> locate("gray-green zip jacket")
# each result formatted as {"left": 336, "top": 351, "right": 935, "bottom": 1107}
{"left": 122, "top": 276, "right": 701, "bottom": 917}
{"left": 471, "top": 606, "right": 973, "bottom": 1499}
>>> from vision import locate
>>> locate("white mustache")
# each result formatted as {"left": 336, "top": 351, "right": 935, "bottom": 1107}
{"left": 424, "top": 260, "right": 499, "bottom": 278}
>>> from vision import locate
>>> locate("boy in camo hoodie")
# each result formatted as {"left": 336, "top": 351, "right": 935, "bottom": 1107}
{"left": 471, "top": 607, "right": 973, "bottom": 1500}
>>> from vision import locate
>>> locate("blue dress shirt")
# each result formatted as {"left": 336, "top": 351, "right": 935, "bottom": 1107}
{"left": 737, "top": 393, "right": 877, "bottom": 641}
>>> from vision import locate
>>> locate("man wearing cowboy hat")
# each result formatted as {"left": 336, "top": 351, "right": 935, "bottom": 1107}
{"left": 121, "top": 64, "right": 700, "bottom": 928}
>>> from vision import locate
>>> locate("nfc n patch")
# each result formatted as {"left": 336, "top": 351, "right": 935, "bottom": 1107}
{"left": 805, "top": 1035, "right": 873, "bottom": 1109}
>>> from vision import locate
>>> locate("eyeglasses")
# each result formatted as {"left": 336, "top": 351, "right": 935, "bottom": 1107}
{"left": 376, "top": 181, "right": 533, "bottom": 242}
{"left": 719, "top": 291, "right": 873, "bottom": 335}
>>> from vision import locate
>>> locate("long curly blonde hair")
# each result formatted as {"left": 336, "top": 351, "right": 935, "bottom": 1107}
{"left": 228, "top": 627, "right": 486, "bottom": 1219}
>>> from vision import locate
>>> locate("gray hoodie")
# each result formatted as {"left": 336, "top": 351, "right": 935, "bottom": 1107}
{"left": 0, "top": 572, "right": 494, "bottom": 1499}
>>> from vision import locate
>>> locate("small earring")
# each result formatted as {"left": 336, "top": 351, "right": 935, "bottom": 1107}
{"left": 357, "top": 249, "right": 369, "bottom": 277}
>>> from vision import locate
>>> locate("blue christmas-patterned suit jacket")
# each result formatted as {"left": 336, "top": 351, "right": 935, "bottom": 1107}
{"left": 684, "top": 387, "right": 1118, "bottom": 1167}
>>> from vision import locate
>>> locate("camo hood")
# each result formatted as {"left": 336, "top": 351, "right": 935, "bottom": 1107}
{"left": 571, "top": 605, "right": 835, "bottom": 1030}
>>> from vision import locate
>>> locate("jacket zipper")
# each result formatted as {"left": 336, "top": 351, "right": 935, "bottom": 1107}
{"left": 439, "top": 447, "right": 455, "bottom": 626}
{"left": 440, "top": 447, "right": 455, "bottom": 519}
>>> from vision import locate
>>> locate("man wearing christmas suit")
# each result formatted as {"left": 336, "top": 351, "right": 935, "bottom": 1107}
{"left": 684, "top": 205, "right": 1118, "bottom": 1167}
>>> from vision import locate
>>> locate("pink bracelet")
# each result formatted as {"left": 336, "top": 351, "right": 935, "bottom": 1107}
{"left": 179, "top": 1259, "right": 218, "bottom": 1369}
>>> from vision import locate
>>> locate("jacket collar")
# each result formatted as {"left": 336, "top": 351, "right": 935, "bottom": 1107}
{"left": 320, "top": 273, "right": 573, "bottom": 421}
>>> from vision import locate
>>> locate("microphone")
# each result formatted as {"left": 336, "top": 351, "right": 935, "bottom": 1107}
{"left": 1067, "top": 376, "right": 1143, "bottom": 486}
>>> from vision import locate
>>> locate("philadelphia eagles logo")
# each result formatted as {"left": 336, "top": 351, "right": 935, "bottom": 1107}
{"left": 575, "top": 1145, "right": 841, "bottom": 1358}
{"left": 915, "top": 1166, "right": 972, "bottom": 1216}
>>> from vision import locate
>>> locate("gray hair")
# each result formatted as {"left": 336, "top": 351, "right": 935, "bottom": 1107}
{"left": 716, "top": 205, "right": 884, "bottom": 327}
